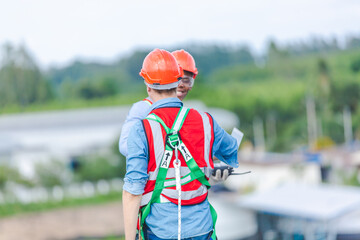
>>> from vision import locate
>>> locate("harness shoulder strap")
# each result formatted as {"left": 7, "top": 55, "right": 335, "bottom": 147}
{"left": 146, "top": 113, "right": 171, "bottom": 133}
{"left": 146, "top": 107, "right": 189, "bottom": 132}
{"left": 140, "top": 107, "right": 216, "bottom": 239}
{"left": 140, "top": 107, "right": 189, "bottom": 239}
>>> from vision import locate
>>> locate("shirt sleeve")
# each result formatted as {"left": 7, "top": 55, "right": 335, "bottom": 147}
{"left": 210, "top": 114, "right": 239, "bottom": 168}
{"left": 123, "top": 120, "right": 149, "bottom": 195}
{"left": 119, "top": 100, "right": 151, "bottom": 156}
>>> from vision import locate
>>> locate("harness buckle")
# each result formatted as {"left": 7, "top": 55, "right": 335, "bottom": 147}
{"left": 165, "top": 131, "right": 181, "bottom": 150}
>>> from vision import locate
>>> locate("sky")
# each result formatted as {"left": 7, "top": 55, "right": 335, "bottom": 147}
{"left": 0, "top": 0, "right": 359, "bottom": 68}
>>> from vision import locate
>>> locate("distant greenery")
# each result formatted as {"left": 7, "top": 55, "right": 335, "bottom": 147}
{"left": 30, "top": 139, "right": 126, "bottom": 188}
{"left": 0, "top": 138, "right": 126, "bottom": 217}
{"left": 0, "top": 93, "right": 145, "bottom": 114}
{"left": 90, "top": 236, "right": 124, "bottom": 240}
{"left": 189, "top": 48, "right": 360, "bottom": 150}
{"left": 1, "top": 35, "right": 360, "bottom": 151}
{"left": 100, "top": 236, "right": 124, "bottom": 240}
{"left": 0, "top": 44, "right": 53, "bottom": 108}
{"left": 72, "top": 141, "right": 126, "bottom": 183}
{"left": 0, "top": 165, "right": 33, "bottom": 189}
{"left": 0, "top": 191, "right": 121, "bottom": 218}
{"left": 339, "top": 169, "right": 360, "bottom": 187}
{"left": 34, "top": 160, "right": 68, "bottom": 188}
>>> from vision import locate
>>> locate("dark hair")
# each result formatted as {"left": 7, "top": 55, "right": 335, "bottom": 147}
{"left": 153, "top": 87, "right": 177, "bottom": 95}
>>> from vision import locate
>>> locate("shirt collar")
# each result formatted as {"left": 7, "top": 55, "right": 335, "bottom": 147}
{"left": 150, "top": 97, "right": 183, "bottom": 111}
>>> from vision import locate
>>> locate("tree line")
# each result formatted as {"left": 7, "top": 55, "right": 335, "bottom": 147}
{"left": 1, "top": 34, "right": 360, "bottom": 151}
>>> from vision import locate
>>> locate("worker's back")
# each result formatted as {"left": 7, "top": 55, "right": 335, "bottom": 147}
{"left": 141, "top": 107, "right": 215, "bottom": 207}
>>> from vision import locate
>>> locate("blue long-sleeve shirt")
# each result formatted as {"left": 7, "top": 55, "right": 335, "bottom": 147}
{"left": 124, "top": 97, "right": 239, "bottom": 239}
{"left": 119, "top": 98, "right": 152, "bottom": 156}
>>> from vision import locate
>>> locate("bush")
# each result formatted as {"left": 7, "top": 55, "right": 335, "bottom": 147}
{"left": 72, "top": 151, "right": 125, "bottom": 183}
{"left": 0, "top": 164, "right": 33, "bottom": 189}
{"left": 350, "top": 57, "right": 360, "bottom": 73}
{"left": 34, "top": 160, "right": 69, "bottom": 188}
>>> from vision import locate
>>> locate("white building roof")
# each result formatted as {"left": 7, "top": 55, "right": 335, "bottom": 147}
{"left": 238, "top": 183, "right": 360, "bottom": 221}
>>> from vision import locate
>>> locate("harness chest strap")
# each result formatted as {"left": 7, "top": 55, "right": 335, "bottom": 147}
{"left": 139, "top": 107, "right": 217, "bottom": 240}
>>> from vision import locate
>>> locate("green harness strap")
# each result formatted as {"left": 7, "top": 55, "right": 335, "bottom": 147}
{"left": 139, "top": 107, "right": 217, "bottom": 240}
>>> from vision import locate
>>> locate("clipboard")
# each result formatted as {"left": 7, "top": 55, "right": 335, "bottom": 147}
{"left": 231, "top": 127, "right": 243, "bottom": 149}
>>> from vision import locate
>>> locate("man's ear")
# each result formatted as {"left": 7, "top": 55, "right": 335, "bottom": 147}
{"left": 146, "top": 86, "right": 151, "bottom": 94}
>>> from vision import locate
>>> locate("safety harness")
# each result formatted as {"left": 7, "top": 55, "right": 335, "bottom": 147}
{"left": 139, "top": 107, "right": 217, "bottom": 240}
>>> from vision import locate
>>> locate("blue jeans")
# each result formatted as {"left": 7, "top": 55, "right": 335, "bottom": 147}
{"left": 138, "top": 224, "right": 214, "bottom": 240}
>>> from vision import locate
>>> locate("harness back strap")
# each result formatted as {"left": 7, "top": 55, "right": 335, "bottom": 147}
{"left": 140, "top": 107, "right": 217, "bottom": 240}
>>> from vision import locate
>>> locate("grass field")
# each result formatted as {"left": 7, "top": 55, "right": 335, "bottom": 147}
{"left": 0, "top": 191, "right": 121, "bottom": 218}
{"left": 0, "top": 93, "right": 145, "bottom": 115}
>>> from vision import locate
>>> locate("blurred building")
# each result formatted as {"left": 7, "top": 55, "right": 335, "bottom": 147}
{"left": 239, "top": 183, "right": 360, "bottom": 240}
{"left": 0, "top": 101, "right": 239, "bottom": 177}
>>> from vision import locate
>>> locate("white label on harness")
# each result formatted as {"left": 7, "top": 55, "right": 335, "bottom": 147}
{"left": 179, "top": 142, "right": 192, "bottom": 162}
{"left": 174, "top": 163, "right": 181, "bottom": 191}
{"left": 160, "top": 150, "right": 173, "bottom": 168}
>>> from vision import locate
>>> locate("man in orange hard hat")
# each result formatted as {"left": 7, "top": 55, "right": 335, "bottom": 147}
{"left": 119, "top": 49, "right": 196, "bottom": 156}
{"left": 171, "top": 49, "right": 198, "bottom": 101}
{"left": 122, "top": 49, "right": 239, "bottom": 240}
{"left": 119, "top": 49, "right": 229, "bottom": 181}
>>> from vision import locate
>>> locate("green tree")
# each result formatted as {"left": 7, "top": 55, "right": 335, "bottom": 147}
{"left": 350, "top": 57, "right": 360, "bottom": 73}
{"left": 0, "top": 43, "right": 53, "bottom": 107}
{"left": 331, "top": 81, "right": 360, "bottom": 112}
{"left": 0, "top": 164, "right": 32, "bottom": 189}
{"left": 34, "top": 160, "right": 68, "bottom": 188}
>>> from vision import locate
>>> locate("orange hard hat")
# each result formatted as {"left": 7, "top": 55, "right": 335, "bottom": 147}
{"left": 140, "top": 49, "right": 183, "bottom": 90}
{"left": 172, "top": 49, "right": 198, "bottom": 79}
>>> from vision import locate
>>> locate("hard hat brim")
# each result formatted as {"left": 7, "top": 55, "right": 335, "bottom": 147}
{"left": 144, "top": 80, "right": 180, "bottom": 90}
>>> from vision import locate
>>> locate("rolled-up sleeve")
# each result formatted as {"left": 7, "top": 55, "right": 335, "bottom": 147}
{"left": 123, "top": 120, "right": 149, "bottom": 195}
{"left": 211, "top": 114, "right": 239, "bottom": 168}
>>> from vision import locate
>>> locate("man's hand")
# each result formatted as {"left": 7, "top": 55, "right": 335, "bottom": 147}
{"left": 210, "top": 161, "right": 233, "bottom": 183}
{"left": 211, "top": 167, "right": 230, "bottom": 182}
